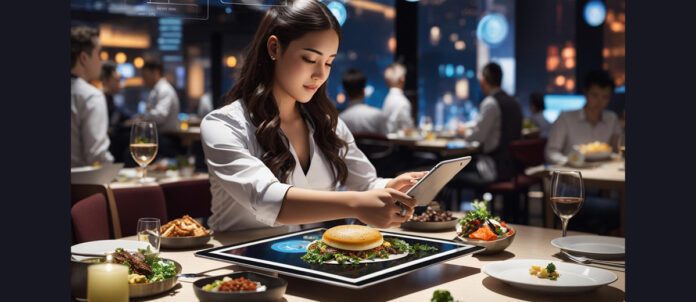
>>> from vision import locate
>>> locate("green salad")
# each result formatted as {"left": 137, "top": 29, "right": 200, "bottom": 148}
{"left": 112, "top": 247, "right": 177, "bottom": 284}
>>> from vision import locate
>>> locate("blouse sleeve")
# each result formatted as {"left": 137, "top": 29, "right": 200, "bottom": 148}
{"left": 200, "top": 111, "right": 292, "bottom": 226}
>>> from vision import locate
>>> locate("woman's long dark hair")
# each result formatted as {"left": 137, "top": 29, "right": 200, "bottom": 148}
{"left": 225, "top": 0, "right": 348, "bottom": 186}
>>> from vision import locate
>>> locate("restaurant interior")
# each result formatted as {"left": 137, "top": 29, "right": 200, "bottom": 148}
{"left": 69, "top": 0, "right": 628, "bottom": 301}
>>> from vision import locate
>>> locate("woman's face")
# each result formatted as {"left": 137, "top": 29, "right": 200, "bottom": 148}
{"left": 271, "top": 29, "right": 339, "bottom": 103}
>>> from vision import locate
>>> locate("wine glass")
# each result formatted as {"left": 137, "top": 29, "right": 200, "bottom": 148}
{"left": 137, "top": 218, "right": 161, "bottom": 254}
{"left": 130, "top": 121, "right": 158, "bottom": 183}
{"left": 419, "top": 115, "right": 433, "bottom": 139}
{"left": 549, "top": 170, "right": 584, "bottom": 237}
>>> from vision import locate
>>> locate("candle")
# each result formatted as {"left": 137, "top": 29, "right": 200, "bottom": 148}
{"left": 87, "top": 263, "right": 128, "bottom": 302}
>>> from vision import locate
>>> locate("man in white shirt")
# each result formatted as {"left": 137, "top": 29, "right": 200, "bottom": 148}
{"left": 338, "top": 69, "right": 388, "bottom": 135}
{"left": 546, "top": 70, "right": 622, "bottom": 164}
{"left": 141, "top": 58, "right": 180, "bottom": 133}
{"left": 382, "top": 62, "right": 414, "bottom": 133}
{"left": 70, "top": 25, "right": 114, "bottom": 167}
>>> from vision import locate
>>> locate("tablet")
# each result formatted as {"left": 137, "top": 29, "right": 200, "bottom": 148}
{"left": 406, "top": 156, "right": 472, "bottom": 206}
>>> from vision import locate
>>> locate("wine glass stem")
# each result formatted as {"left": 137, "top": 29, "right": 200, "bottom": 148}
{"left": 140, "top": 166, "right": 147, "bottom": 182}
{"left": 561, "top": 218, "right": 569, "bottom": 237}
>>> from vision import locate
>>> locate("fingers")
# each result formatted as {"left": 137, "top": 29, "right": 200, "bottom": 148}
{"left": 386, "top": 188, "right": 416, "bottom": 207}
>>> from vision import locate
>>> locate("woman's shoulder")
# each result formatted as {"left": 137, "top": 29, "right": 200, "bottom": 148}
{"left": 201, "top": 100, "right": 251, "bottom": 134}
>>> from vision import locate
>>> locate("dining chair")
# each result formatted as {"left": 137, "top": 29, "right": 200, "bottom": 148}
{"left": 484, "top": 138, "right": 547, "bottom": 224}
{"left": 160, "top": 178, "right": 213, "bottom": 221}
{"left": 71, "top": 193, "right": 112, "bottom": 243}
{"left": 111, "top": 185, "right": 169, "bottom": 237}
{"left": 71, "top": 183, "right": 122, "bottom": 239}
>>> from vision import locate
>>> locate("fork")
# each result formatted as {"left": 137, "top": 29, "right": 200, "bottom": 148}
{"left": 561, "top": 250, "right": 625, "bottom": 267}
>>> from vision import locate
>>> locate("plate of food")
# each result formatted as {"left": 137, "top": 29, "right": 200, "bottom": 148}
{"left": 455, "top": 200, "right": 515, "bottom": 254}
{"left": 160, "top": 215, "right": 213, "bottom": 249}
{"left": 71, "top": 247, "right": 181, "bottom": 299}
{"left": 401, "top": 206, "right": 458, "bottom": 232}
{"left": 575, "top": 141, "right": 612, "bottom": 161}
{"left": 71, "top": 239, "right": 151, "bottom": 257}
{"left": 300, "top": 225, "right": 425, "bottom": 265}
{"left": 193, "top": 271, "right": 288, "bottom": 302}
{"left": 482, "top": 259, "right": 617, "bottom": 294}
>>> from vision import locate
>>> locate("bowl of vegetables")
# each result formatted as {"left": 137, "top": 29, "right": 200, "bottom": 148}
{"left": 455, "top": 200, "right": 515, "bottom": 254}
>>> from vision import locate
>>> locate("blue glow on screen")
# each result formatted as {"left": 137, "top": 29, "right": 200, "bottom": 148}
{"left": 476, "top": 13, "right": 509, "bottom": 46}
{"left": 584, "top": 0, "right": 606, "bottom": 27}
{"left": 270, "top": 240, "right": 311, "bottom": 253}
{"left": 326, "top": 1, "right": 347, "bottom": 26}
{"left": 543, "top": 94, "right": 586, "bottom": 122}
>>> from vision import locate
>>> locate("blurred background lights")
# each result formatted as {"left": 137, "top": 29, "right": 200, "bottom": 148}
{"left": 326, "top": 1, "right": 347, "bottom": 27}
{"left": 476, "top": 13, "right": 509, "bottom": 46}
{"left": 115, "top": 52, "right": 127, "bottom": 64}
{"left": 133, "top": 57, "right": 144, "bottom": 69}
{"left": 364, "top": 84, "right": 375, "bottom": 98}
{"left": 584, "top": 0, "right": 607, "bottom": 27}
{"left": 225, "top": 55, "right": 238, "bottom": 68}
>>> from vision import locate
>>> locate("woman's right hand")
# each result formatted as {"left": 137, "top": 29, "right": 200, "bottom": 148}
{"left": 351, "top": 188, "right": 416, "bottom": 228}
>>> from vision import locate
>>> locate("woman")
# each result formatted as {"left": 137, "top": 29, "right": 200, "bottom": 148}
{"left": 201, "top": 0, "right": 425, "bottom": 231}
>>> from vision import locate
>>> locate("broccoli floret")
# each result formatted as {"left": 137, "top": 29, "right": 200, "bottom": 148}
{"left": 431, "top": 289, "right": 454, "bottom": 302}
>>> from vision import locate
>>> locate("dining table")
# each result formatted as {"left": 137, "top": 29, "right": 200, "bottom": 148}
{"left": 386, "top": 133, "right": 482, "bottom": 158}
{"left": 525, "top": 157, "right": 626, "bottom": 235}
{"left": 118, "top": 221, "right": 625, "bottom": 302}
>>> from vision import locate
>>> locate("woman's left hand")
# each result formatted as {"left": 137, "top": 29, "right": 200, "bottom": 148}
{"left": 386, "top": 171, "right": 428, "bottom": 192}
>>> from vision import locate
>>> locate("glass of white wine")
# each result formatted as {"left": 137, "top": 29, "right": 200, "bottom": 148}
{"left": 130, "top": 121, "right": 158, "bottom": 183}
{"left": 550, "top": 170, "right": 584, "bottom": 237}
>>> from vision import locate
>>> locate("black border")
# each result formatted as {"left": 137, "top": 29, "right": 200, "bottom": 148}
{"left": 195, "top": 228, "right": 484, "bottom": 288}
{"left": 3, "top": 0, "right": 70, "bottom": 301}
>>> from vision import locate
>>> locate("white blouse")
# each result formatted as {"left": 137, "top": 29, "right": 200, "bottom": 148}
{"left": 201, "top": 101, "right": 390, "bottom": 231}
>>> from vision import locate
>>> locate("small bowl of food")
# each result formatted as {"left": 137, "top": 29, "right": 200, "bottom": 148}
{"left": 401, "top": 206, "right": 458, "bottom": 232}
{"left": 455, "top": 200, "right": 515, "bottom": 254}
{"left": 159, "top": 215, "right": 213, "bottom": 249}
{"left": 576, "top": 141, "right": 612, "bottom": 161}
{"left": 193, "top": 271, "right": 287, "bottom": 302}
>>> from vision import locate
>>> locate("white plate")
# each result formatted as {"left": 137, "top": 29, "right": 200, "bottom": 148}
{"left": 551, "top": 235, "right": 625, "bottom": 258}
{"left": 483, "top": 259, "right": 617, "bottom": 294}
{"left": 71, "top": 163, "right": 124, "bottom": 184}
{"left": 71, "top": 239, "right": 151, "bottom": 257}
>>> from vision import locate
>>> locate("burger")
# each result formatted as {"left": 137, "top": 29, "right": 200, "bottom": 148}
{"left": 301, "top": 225, "right": 436, "bottom": 265}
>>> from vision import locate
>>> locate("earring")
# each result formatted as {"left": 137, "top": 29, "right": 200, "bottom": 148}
{"left": 270, "top": 55, "right": 276, "bottom": 61}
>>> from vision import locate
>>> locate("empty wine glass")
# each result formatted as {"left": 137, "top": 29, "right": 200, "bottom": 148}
{"left": 137, "top": 218, "right": 161, "bottom": 254}
{"left": 130, "top": 121, "right": 158, "bottom": 183}
{"left": 549, "top": 170, "right": 584, "bottom": 237}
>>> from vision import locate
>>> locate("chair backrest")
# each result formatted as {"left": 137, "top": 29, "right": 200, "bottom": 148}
{"left": 508, "top": 138, "right": 547, "bottom": 170}
{"left": 71, "top": 184, "right": 122, "bottom": 238}
{"left": 353, "top": 132, "right": 394, "bottom": 160}
{"left": 111, "top": 185, "right": 169, "bottom": 237}
{"left": 160, "top": 178, "right": 213, "bottom": 220}
{"left": 71, "top": 193, "right": 112, "bottom": 243}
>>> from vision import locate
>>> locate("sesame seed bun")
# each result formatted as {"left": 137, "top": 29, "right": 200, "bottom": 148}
{"left": 322, "top": 225, "right": 384, "bottom": 251}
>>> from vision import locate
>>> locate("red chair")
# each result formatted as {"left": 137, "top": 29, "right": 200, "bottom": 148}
{"left": 160, "top": 178, "right": 213, "bottom": 220}
{"left": 111, "top": 185, "right": 169, "bottom": 237}
{"left": 484, "top": 138, "right": 547, "bottom": 224}
{"left": 71, "top": 193, "right": 112, "bottom": 243}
